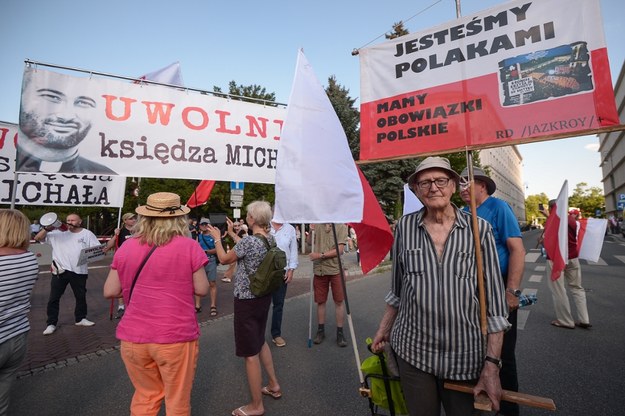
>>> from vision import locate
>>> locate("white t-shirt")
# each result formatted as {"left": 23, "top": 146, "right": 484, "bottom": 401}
{"left": 45, "top": 228, "right": 101, "bottom": 274}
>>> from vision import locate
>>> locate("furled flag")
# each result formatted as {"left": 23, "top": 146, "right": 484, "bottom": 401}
{"left": 402, "top": 183, "right": 424, "bottom": 216}
{"left": 543, "top": 181, "right": 569, "bottom": 280}
{"left": 273, "top": 50, "right": 392, "bottom": 274}
{"left": 577, "top": 218, "right": 608, "bottom": 262}
{"left": 136, "top": 62, "right": 184, "bottom": 86}
{"left": 187, "top": 180, "right": 216, "bottom": 208}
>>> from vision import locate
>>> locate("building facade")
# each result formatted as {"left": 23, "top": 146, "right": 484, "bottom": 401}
{"left": 480, "top": 146, "right": 527, "bottom": 225}
{"left": 599, "top": 61, "right": 625, "bottom": 218}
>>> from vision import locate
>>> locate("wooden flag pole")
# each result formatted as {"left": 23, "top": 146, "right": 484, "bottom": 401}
{"left": 444, "top": 381, "right": 556, "bottom": 411}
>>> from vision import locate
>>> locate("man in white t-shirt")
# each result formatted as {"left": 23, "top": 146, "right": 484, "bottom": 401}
{"left": 35, "top": 213, "right": 101, "bottom": 335}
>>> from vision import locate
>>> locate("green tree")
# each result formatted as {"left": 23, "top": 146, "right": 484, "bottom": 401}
{"left": 569, "top": 182, "right": 604, "bottom": 217}
{"left": 386, "top": 21, "right": 409, "bottom": 39}
{"left": 525, "top": 193, "right": 550, "bottom": 225}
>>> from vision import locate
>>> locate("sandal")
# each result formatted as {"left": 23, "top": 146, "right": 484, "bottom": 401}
{"left": 210, "top": 306, "right": 218, "bottom": 317}
{"left": 261, "top": 385, "right": 282, "bottom": 400}
{"left": 231, "top": 405, "right": 264, "bottom": 416}
{"left": 551, "top": 319, "right": 574, "bottom": 329}
{"left": 195, "top": 306, "right": 202, "bottom": 313}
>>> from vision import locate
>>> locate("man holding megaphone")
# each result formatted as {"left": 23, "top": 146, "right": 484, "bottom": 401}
{"left": 35, "top": 213, "right": 100, "bottom": 335}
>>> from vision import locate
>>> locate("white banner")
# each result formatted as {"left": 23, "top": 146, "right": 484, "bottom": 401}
{"left": 1, "top": 121, "right": 126, "bottom": 207}
{"left": 17, "top": 68, "right": 286, "bottom": 184}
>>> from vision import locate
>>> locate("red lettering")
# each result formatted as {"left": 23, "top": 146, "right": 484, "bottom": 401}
{"left": 141, "top": 101, "right": 176, "bottom": 125}
{"left": 102, "top": 95, "right": 138, "bottom": 121}
{"left": 245, "top": 116, "right": 269, "bottom": 138}
{"left": 272, "top": 120, "right": 283, "bottom": 140}
{"left": 182, "top": 107, "right": 209, "bottom": 131}
{"left": 215, "top": 110, "right": 241, "bottom": 134}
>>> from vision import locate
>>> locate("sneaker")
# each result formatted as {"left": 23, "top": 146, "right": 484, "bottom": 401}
{"left": 313, "top": 330, "right": 325, "bottom": 345}
{"left": 221, "top": 277, "right": 231, "bottom": 283}
{"left": 75, "top": 318, "right": 95, "bottom": 327}
{"left": 43, "top": 325, "right": 56, "bottom": 335}
{"left": 272, "top": 336, "right": 286, "bottom": 347}
{"left": 115, "top": 308, "right": 125, "bottom": 319}
{"left": 337, "top": 331, "right": 348, "bottom": 348}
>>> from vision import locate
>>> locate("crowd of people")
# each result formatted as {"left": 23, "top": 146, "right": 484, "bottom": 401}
{"left": 1, "top": 156, "right": 607, "bottom": 415}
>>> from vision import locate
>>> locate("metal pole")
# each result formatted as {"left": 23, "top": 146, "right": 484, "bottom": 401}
{"left": 331, "top": 224, "right": 364, "bottom": 384}
{"left": 9, "top": 172, "right": 19, "bottom": 209}
{"left": 308, "top": 229, "right": 315, "bottom": 348}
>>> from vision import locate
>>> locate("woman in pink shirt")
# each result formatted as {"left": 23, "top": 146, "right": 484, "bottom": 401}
{"left": 104, "top": 192, "right": 208, "bottom": 416}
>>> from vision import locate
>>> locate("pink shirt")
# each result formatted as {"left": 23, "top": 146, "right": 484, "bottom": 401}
{"left": 111, "top": 236, "right": 207, "bottom": 343}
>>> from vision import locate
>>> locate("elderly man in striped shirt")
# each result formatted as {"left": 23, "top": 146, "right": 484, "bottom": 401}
{"left": 373, "top": 156, "right": 510, "bottom": 416}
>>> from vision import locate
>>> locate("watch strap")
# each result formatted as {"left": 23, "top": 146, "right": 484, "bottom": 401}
{"left": 484, "top": 355, "right": 502, "bottom": 369}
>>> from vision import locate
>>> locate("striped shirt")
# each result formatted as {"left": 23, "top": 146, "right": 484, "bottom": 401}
{"left": 0, "top": 251, "right": 39, "bottom": 344}
{"left": 386, "top": 206, "right": 510, "bottom": 380}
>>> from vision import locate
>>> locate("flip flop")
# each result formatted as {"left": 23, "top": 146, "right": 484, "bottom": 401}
{"left": 551, "top": 320, "right": 574, "bottom": 329}
{"left": 210, "top": 306, "right": 218, "bottom": 317}
{"left": 261, "top": 386, "right": 282, "bottom": 400}
{"left": 231, "top": 406, "right": 264, "bottom": 416}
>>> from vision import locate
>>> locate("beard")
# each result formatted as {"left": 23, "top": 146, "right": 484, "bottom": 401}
{"left": 19, "top": 110, "right": 91, "bottom": 149}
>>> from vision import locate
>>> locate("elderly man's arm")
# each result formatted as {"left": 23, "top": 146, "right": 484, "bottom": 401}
{"left": 473, "top": 331, "right": 504, "bottom": 411}
{"left": 505, "top": 237, "right": 526, "bottom": 309}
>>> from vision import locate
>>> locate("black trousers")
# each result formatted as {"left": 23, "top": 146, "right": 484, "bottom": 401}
{"left": 500, "top": 308, "right": 519, "bottom": 416}
{"left": 46, "top": 270, "right": 88, "bottom": 326}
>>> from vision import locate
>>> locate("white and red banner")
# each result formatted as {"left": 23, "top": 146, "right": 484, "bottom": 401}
{"left": 1, "top": 121, "right": 126, "bottom": 207}
{"left": 17, "top": 67, "right": 286, "bottom": 183}
{"left": 543, "top": 181, "right": 569, "bottom": 280}
{"left": 577, "top": 218, "right": 607, "bottom": 262}
{"left": 358, "top": 0, "right": 619, "bottom": 161}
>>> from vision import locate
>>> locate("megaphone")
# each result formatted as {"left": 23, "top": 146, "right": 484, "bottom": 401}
{"left": 40, "top": 212, "right": 67, "bottom": 231}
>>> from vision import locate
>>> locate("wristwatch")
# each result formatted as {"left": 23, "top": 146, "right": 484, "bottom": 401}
{"left": 484, "top": 356, "right": 502, "bottom": 369}
{"left": 506, "top": 288, "right": 522, "bottom": 297}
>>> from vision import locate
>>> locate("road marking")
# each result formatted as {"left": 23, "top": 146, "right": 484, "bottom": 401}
{"left": 615, "top": 255, "right": 625, "bottom": 264}
{"left": 529, "top": 274, "right": 542, "bottom": 283}
{"left": 517, "top": 309, "right": 530, "bottom": 330}
{"left": 586, "top": 258, "right": 608, "bottom": 266}
{"left": 535, "top": 265, "right": 546, "bottom": 271}
{"left": 525, "top": 252, "right": 541, "bottom": 263}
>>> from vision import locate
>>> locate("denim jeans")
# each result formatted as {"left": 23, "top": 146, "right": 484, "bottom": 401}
{"left": 0, "top": 332, "right": 28, "bottom": 414}
{"left": 270, "top": 281, "right": 288, "bottom": 338}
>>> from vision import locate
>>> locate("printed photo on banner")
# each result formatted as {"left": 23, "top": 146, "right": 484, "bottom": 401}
{"left": 16, "top": 68, "right": 287, "bottom": 184}
{"left": 358, "top": 0, "right": 619, "bottom": 161}
{"left": 1, "top": 120, "right": 126, "bottom": 207}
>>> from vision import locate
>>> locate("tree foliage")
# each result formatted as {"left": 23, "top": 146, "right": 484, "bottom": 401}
{"left": 569, "top": 182, "right": 604, "bottom": 217}
{"left": 386, "top": 21, "right": 409, "bottom": 39}
{"left": 524, "top": 193, "right": 550, "bottom": 224}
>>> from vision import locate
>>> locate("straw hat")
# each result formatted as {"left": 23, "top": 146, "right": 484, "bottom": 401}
{"left": 460, "top": 166, "right": 497, "bottom": 195}
{"left": 135, "top": 192, "right": 190, "bottom": 217}
{"left": 407, "top": 156, "right": 460, "bottom": 188}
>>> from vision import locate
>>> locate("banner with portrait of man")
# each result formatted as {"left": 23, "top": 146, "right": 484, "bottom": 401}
{"left": 16, "top": 67, "right": 287, "bottom": 184}
{"left": 358, "top": 0, "right": 620, "bottom": 161}
{"left": 1, "top": 120, "right": 126, "bottom": 207}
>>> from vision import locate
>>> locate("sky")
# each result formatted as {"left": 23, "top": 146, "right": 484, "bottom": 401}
{"left": 1, "top": 0, "right": 623, "bottom": 199}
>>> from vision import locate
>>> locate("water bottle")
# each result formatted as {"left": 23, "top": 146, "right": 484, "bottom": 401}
{"left": 518, "top": 293, "right": 537, "bottom": 307}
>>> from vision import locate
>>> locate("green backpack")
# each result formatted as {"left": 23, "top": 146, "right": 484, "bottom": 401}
{"left": 248, "top": 234, "right": 287, "bottom": 297}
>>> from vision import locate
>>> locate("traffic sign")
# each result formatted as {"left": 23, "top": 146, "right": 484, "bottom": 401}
{"left": 230, "top": 201, "right": 243, "bottom": 208}
{"left": 617, "top": 201, "right": 625, "bottom": 211}
{"left": 230, "top": 195, "right": 244, "bottom": 202}
{"left": 619, "top": 193, "right": 625, "bottom": 201}
{"left": 231, "top": 182, "right": 245, "bottom": 190}
{"left": 230, "top": 189, "right": 244, "bottom": 196}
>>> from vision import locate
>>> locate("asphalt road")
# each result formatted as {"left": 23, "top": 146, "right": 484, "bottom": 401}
{"left": 8, "top": 231, "right": 625, "bottom": 415}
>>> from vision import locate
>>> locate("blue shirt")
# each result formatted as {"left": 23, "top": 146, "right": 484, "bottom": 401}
{"left": 197, "top": 233, "right": 216, "bottom": 260}
{"left": 463, "top": 197, "right": 521, "bottom": 276}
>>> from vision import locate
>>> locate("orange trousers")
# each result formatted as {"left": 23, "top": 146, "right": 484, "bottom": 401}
{"left": 120, "top": 340, "right": 199, "bottom": 416}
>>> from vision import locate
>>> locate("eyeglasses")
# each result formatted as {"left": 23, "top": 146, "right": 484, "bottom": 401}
{"left": 416, "top": 177, "right": 451, "bottom": 190}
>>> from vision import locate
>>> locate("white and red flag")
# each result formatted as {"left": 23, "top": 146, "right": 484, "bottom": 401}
{"left": 274, "top": 50, "right": 393, "bottom": 274}
{"left": 186, "top": 180, "right": 216, "bottom": 208}
{"left": 402, "top": 183, "right": 424, "bottom": 216}
{"left": 543, "top": 181, "right": 569, "bottom": 280}
{"left": 577, "top": 218, "right": 607, "bottom": 262}
{"left": 136, "top": 62, "right": 184, "bottom": 86}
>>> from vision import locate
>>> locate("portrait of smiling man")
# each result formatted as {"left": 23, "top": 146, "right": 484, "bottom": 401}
{"left": 16, "top": 68, "right": 116, "bottom": 174}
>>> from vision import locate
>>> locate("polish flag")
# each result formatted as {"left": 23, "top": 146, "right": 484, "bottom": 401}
{"left": 402, "top": 183, "right": 424, "bottom": 216}
{"left": 273, "top": 50, "right": 393, "bottom": 274}
{"left": 543, "top": 181, "right": 569, "bottom": 280}
{"left": 186, "top": 180, "right": 216, "bottom": 208}
{"left": 136, "top": 62, "right": 184, "bottom": 86}
{"left": 577, "top": 218, "right": 607, "bottom": 262}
